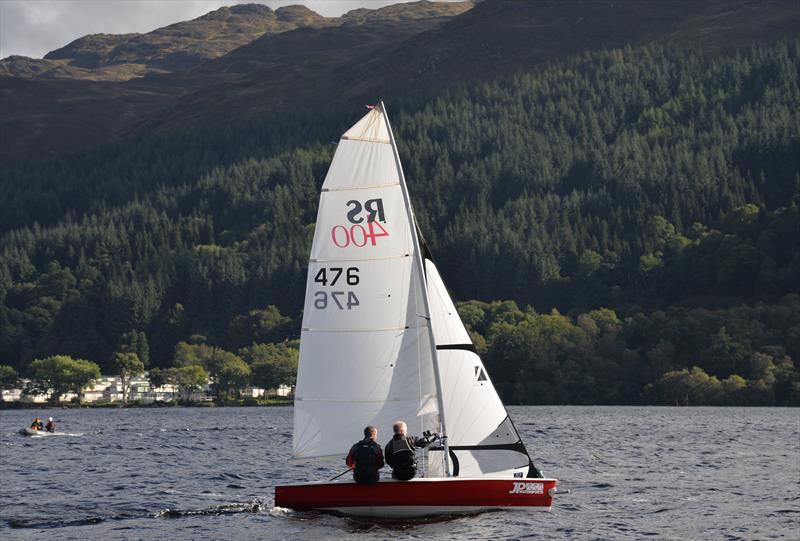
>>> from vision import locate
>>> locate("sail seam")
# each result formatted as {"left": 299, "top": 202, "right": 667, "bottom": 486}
{"left": 301, "top": 326, "right": 414, "bottom": 332}
{"left": 295, "top": 398, "right": 426, "bottom": 403}
{"left": 321, "top": 183, "right": 398, "bottom": 192}
{"left": 310, "top": 254, "right": 410, "bottom": 263}
{"left": 341, "top": 135, "right": 391, "bottom": 144}
{"left": 288, "top": 453, "right": 349, "bottom": 463}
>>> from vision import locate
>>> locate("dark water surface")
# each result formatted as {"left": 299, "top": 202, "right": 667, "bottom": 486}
{"left": 1, "top": 406, "right": 798, "bottom": 540}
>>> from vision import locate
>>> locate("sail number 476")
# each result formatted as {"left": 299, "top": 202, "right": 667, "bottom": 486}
{"left": 314, "top": 267, "right": 360, "bottom": 310}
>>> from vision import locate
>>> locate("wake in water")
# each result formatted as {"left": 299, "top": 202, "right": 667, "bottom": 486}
{"left": 17, "top": 429, "right": 84, "bottom": 437}
{"left": 7, "top": 516, "right": 107, "bottom": 529}
{"left": 155, "top": 498, "right": 269, "bottom": 518}
{"left": 6, "top": 498, "right": 272, "bottom": 529}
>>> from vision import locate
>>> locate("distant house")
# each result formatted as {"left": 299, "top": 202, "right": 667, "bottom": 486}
{"left": 265, "top": 384, "right": 294, "bottom": 398}
{"left": 241, "top": 387, "right": 266, "bottom": 398}
{"left": 12, "top": 378, "right": 45, "bottom": 403}
{"left": 1, "top": 388, "right": 22, "bottom": 402}
{"left": 2, "top": 372, "right": 265, "bottom": 404}
{"left": 102, "top": 382, "right": 124, "bottom": 403}
{"left": 128, "top": 377, "right": 150, "bottom": 402}
{"left": 19, "top": 392, "right": 50, "bottom": 404}
{"left": 82, "top": 388, "right": 106, "bottom": 403}
{"left": 59, "top": 392, "right": 78, "bottom": 403}
{"left": 149, "top": 383, "right": 177, "bottom": 402}
{"left": 82, "top": 377, "right": 116, "bottom": 403}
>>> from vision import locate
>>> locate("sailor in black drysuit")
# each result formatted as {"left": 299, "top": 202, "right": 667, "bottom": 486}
{"left": 345, "top": 426, "right": 384, "bottom": 484}
{"left": 384, "top": 421, "right": 434, "bottom": 481}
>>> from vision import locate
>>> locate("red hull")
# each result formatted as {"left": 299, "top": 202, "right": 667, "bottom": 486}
{"left": 275, "top": 477, "right": 557, "bottom": 518}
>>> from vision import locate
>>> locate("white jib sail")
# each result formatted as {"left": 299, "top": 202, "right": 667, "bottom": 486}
{"left": 424, "top": 260, "right": 536, "bottom": 478}
{"left": 293, "top": 108, "right": 440, "bottom": 460}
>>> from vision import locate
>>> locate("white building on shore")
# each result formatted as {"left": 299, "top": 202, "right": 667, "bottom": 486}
{"left": 1, "top": 373, "right": 292, "bottom": 404}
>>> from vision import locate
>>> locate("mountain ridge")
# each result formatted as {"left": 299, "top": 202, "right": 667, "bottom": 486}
{"left": 0, "top": 0, "right": 798, "bottom": 162}
{"left": 1, "top": 4, "right": 331, "bottom": 81}
{"left": 0, "top": 2, "right": 474, "bottom": 82}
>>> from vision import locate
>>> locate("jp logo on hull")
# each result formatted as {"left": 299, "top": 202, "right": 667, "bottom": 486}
{"left": 509, "top": 482, "right": 544, "bottom": 494}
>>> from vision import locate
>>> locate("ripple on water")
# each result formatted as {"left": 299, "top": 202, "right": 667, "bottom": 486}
{"left": 1, "top": 406, "right": 797, "bottom": 540}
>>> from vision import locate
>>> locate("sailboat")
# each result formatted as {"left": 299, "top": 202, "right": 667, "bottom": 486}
{"left": 274, "top": 102, "right": 558, "bottom": 518}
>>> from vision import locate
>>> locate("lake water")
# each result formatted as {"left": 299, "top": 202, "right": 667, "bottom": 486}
{"left": 1, "top": 406, "right": 798, "bottom": 540}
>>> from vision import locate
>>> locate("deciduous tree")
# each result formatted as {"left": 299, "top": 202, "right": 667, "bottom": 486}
{"left": 111, "top": 352, "right": 144, "bottom": 405}
{"left": 29, "top": 355, "right": 100, "bottom": 404}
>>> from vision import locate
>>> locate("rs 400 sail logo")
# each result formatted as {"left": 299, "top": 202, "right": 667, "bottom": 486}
{"left": 509, "top": 482, "right": 544, "bottom": 494}
{"left": 331, "top": 198, "right": 390, "bottom": 248}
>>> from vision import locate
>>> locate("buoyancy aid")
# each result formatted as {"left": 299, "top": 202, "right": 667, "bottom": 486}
{"left": 385, "top": 436, "right": 417, "bottom": 480}
{"left": 349, "top": 439, "right": 383, "bottom": 484}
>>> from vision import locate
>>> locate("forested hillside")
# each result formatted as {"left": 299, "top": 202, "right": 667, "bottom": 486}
{"left": 1, "top": 39, "right": 798, "bottom": 405}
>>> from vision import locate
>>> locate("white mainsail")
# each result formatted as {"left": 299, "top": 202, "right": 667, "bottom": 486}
{"left": 293, "top": 107, "right": 440, "bottom": 460}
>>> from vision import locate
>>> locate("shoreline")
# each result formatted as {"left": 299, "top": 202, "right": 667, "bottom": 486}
{"left": 2, "top": 401, "right": 796, "bottom": 411}
{"left": 0, "top": 397, "right": 293, "bottom": 410}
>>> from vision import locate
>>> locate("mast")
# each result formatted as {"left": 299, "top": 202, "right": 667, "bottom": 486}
{"left": 380, "top": 100, "right": 451, "bottom": 477}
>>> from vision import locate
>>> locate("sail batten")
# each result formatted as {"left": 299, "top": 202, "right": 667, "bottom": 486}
{"left": 322, "top": 182, "right": 399, "bottom": 192}
{"left": 302, "top": 326, "right": 411, "bottom": 332}
{"left": 340, "top": 136, "right": 392, "bottom": 144}
{"left": 436, "top": 344, "right": 478, "bottom": 352}
{"left": 310, "top": 254, "right": 411, "bottom": 263}
{"left": 295, "top": 398, "right": 431, "bottom": 403}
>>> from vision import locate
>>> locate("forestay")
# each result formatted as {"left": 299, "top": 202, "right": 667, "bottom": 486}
{"left": 293, "top": 108, "right": 440, "bottom": 460}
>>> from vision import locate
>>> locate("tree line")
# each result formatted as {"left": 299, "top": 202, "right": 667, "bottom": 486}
{"left": 0, "top": 333, "right": 298, "bottom": 405}
{"left": 458, "top": 294, "right": 799, "bottom": 406}
{"left": 0, "top": 39, "right": 798, "bottom": 405}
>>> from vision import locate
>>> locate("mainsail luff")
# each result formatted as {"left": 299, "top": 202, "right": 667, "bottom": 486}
{"left": 379, "top": 101, "right": 451, "bottom": 477}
